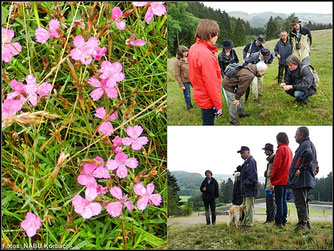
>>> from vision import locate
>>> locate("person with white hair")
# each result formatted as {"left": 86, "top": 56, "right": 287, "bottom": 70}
{"left": 222, "top": 61, "right": 268, "bottom": 125}
{"left": 232, "top": 166, "right": 243, "bottom": 206}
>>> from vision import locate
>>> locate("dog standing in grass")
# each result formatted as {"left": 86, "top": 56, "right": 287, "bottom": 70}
{"left": 228, "top": 204, "right": 244, "bottom": 227}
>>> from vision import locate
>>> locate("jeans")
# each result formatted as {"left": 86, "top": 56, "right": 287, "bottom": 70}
{"left": 203, "top": 199, "right": 216, "bottom": 224}
{"left": 266, "top": 191, "right": 277, "bottom": 222}
{"left": 286, "top": 89, "right": 308, "bottom": 101}
{"left": 183, "top": 82, "right": 192, "bottom": 108}
{"left": 293, "top": 187, "right": 311, "bottom": 225}
{"left": 278, "top": 65, "right": 288, "bottom": 84}
{"left": 201, "top": 108, "right": 215, "bottom": 125}
{"left": 241, "top": 196, "right": 255, "bottom": 227}
{"left": 274, "top": 185, "right": 287, "bottom": 225}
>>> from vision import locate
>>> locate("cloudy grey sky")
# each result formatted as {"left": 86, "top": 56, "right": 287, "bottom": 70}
{"left": 168, "top": 126, "right": 332, "bottom": 179}
{"left": 201, "top": 2, "right": 332, "bottom": 14}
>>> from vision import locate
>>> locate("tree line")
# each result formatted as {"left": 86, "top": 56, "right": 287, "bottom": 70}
{"left": 168, "top": 2, "right": 332, "bottom": 57}
{"left": 168, "top": 170, "right": 332, "bottom": 217}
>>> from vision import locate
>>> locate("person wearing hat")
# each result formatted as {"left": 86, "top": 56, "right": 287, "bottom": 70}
{"left": 243, "top": 35, "right": 266, "bottom": 60}
{"left": 174, "top": 45, "right": 193, "bottom": 110}
{"left": 237, "top": 146, "right": 258, "bottom": 228}
{"left": 274, "top": 31, "right": 292, "bottom": 84}
{"left": 245, "top": 47, "right": 274, "bottom": 104}
{"left": 222, "top": 61, "right": 267, "bottom": 125}
{"left": 218, "top": 40, "right": 239, "bottom": 77}
{"left": 270, "top": 132, "right": 293, "bottom": 228}
{"left": 262, "top": 143, "right": 276, "bottom": 224}
{"left": 289, "top": 17, "right": 312, "bottom": 65}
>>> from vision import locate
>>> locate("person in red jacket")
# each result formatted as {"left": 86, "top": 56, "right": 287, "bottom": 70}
{"left": 188, "top": 19, "right": 222, "bottom": 125}
{"left": 270, "top": 132, "right": 293, "bottom": 228}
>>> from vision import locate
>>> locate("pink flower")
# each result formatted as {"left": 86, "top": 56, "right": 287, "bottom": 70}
{"left": 112, "top": 136, "right": 123, "bottom": 148}
{"left": 133, "top": 2, "right": 166, "bottom": 23}
{"left": 20, "top": 212, "right": 42, "bottom": 237}
{"left": 72, "top": 190, "right": 102, "bottom": 219}
{"left": 133, "top": 183, "right": 162, "bottom": 210}
{"left": 94, "top": 107, "right": 118, "bottom": 136}
{"left": 77, "top": 156, "right": 110, "bottom": 187}
{"left": 88, "top": 77, "right": 118, "bottom": 101}
{"left": 92, "top": 46, "right": 106, "bottom": 60}
{"left": 96, "top": 185, "right": 107, "bottom": 196}
{"left": 125, "top": 34, "right": 146, "bottom": 47}
{"left": 106, "top": 186, "right": 133, "bottom": 217}
{"left": 97, "top": 61, "right": 125, "bottom": 84}
{"left": 122, "top": 125, "right": 148, "bottom": 150}
{"left": 2, "top": 28, "right": 22, "bottom": 62}
{"left": 111, "top": 6, "right": 126, "bottom": 30}
{"left": 2, "top": 97, "right": 25, "bottom": 118}
{"left": 70, "top": 36, "right": 101, "bottom": 65}
{"left": 35, "top": 19, "right": 60, "bottom": 44}
{"left": 106, "top": 152, "right": 138, "bottom": 178}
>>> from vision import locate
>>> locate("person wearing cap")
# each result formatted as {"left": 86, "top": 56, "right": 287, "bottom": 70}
{"left": 280, "top": 54, "right": 316, "bottom": 105}
{"left": 287, "top": 127, "right": 318, "bottom": 232}
{"left": 243, "top": 35, "right": 265, "bottom": 60}
{"left": 188, "top": 19, "right": 223, "bottom": 125}
{"left": 245, "top": 47, "right": 274, "bottom": 104}
{"left": 237, "top": 146, "right": 258, "bottom": 228}
{"left": 200, "top": 170, "right": 219, "bottom": 225}
{"left": 274, "top": 31, "right": 292, "bottom": 84}
{"left": 232, "top": 165, "right": 243, "bottom": 206}
{"left": 222, "top": 62, "right": 267, "bottom": 125}
{"left": 289, "top": 17, "right": 312, "bottom": 65}
{"left": 262, "top": 143, "right": 276, "bottom": 224}
{"left": 218, "top": 40, "right": 239, "bottom": 77}
{"left": 270, "top": 132, "right": 293, "bottom": 228}
{"left": 174, "top": 45, "right": 193, "bottom": 110}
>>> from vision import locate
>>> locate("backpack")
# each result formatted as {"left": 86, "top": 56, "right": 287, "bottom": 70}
{"left": 300, "top": 64, "right": 320, "bottom": 86}
{"left": 224, "top": 62, "right": 245, "bottom": 78}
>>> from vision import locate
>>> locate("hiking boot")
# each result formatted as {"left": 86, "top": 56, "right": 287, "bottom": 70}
{"left": 294, "top": 223, "right": 307, "bottom": 232}
{"left": 301, "top": 99, "right": 308, "bottom": 105}
{"left": 263, "top": 221, "right": 271, "bottom": 224}
{"left": 307, "top": 222, "right": 312, "bottom": 229}
{"left": 274, "top": 223, "right": 283, "bottom": 228}
{"left": 239, "top": 113, "right": 250, "bottom": 118}
{"left": 230, "top": 120, "right": 239, "bottom": 125}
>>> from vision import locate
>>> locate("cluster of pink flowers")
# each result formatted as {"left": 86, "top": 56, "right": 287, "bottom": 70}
{"left": 132, "top": 2, "right": 166, "bottom": 24}
{"left": 112, "top": 6, "right": 126, "bottom": 30}
{"left": 2, "top": 75, "right": 52, "bottom": 118}
{"left": 2, "top": 28, "right": 22, "bottom": 62}
{"left": 35, "top": 19, "right": 61, "bottom": 44}
{"left": 71, "top": 125, "right": 161, "bottom": 220}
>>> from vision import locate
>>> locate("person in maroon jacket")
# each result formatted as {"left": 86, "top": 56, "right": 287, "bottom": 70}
{"left": 270, "top": 132, "right": 293, "bottom": 228}
{"left": 188, "top": 19, "right": 222, "bottom": 125}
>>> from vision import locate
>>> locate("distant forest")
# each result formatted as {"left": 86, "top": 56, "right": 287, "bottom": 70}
{"left": 168, "top": 2, "right": 332, "bottom": 57}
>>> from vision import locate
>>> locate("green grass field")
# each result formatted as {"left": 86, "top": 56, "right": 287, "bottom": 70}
{"left": 179, "top": 196, "right": 191, "bottom": 203}
{"left": 167, "top": 29, "right": 333, "bottom": 125}
{"left": 167, "top": 221, "right": 333, "bottom": 249}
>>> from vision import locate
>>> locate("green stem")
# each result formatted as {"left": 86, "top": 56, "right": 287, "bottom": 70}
{"left": 33, "top": 2, "right": 42, "bottom": 27}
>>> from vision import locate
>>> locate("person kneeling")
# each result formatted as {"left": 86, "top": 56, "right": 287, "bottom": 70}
{"left": 280, "top": 55, "right": 316, "bottom": 105}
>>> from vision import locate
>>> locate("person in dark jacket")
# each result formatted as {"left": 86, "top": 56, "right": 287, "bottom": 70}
{"left": 290, "top": 17, "right": 312, "bottom": 65}
{"left": 218, "top": 40, "right": 239, "bottom": 77}
{"left": 262, "top": 143, "right": 276, "bottom": 224}
{"left": 274, "top": 31, "right": 292, "bottom": 84}
{"left": 288, "top": 127, "right": 319, "bottom": 232}
{"left": 237, "top": 146, "right": 258, "bottom": 228}
{"left": 222, "top": 62, "right": 267, "bottom": 125}
{"left": 232, "top": 165, "right": 243, "bottom": 206}
{"left": 243, "top": 35, "right": 265, "bottom": 60}
{"left": 200, "top": 170, "right": 219, "bottom": 225}
{"left": 280, "top": 55, "right": 316, "bottom": 104}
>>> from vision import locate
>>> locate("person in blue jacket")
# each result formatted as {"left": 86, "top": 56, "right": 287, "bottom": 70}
{"left": 274, "top": 31, "right": 292, "bottom": 84}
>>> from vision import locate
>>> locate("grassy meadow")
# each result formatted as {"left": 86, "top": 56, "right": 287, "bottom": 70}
{"left": 167, "top": 29, "right": 333, "bottom": 125}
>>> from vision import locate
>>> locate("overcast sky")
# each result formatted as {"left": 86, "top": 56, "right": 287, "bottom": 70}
{"left": 168, "top": 126, "right": 332, "bottom": 179}
{"left": 201, "top": 2, "right": 333, "bottom": 14}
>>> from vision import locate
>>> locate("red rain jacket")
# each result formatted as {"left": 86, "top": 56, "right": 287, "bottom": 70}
{"left": 188, "top": 38, "right": 222, "bottom": 110}
{"left": 270, "top": 144, "right": 293, "bottom": 185}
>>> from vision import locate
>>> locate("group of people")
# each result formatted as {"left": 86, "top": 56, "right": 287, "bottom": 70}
{"left": 200, "top": 126, "right": 319, "bottom": 232}
{"left": 173, "top": 17, "right": 317, "bottom": 125}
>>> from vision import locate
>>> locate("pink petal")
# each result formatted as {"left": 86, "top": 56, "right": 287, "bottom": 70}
{"left": 149, "top": 194, "right": 162, "bottom": 206}
{"left": 112, "top": 136, "right": 123, "bottom": 147}
{"left": 109, "top": 186, "right": 123, "bottom": 200}
{"left": 150, "top": 2, "right": 166, "bottom": 16}
{"left": 49, "top": 19, "right": 60, "bottom": 38}
{"left": 72, "top": 194, "right": 86, "bottom": 214}
{"left": 124, "top": 200, "right": 133, "bottom": 211}
{"left": 133, "top": 183, "right": 147, "bottom": 196}
{"left": 2, "top": 28, "right": 14, "bottom": 42}
{"left": 77, "top": 174, "right": 97, "bottom": 186}
{"left": 132, "top": 2, "right": 148, "bottom": 7}
{"left": 94, "top": 156, "right": 104, "bottom": 164}
{"left": 112, "top": 72, "right": 125, "bottom": 83}
{"left": 94, "top": 107, "right": 106, "bottom": 119}
{"left": 115, "top": 152, "right": 128, "bottom": 163}
{"left": 85, "top": 185, "right": 98, "bottom": 201}
{"left": 73, "top": 35, "right": 86, "bottom": 48}
{"left": 106, "top": 202, "right": 122, "bottom": 217}
{"left": 87, "top": 37, "right": 99, "bottom": 49}
{"left": 20, "top": 212, "right": 42, "bottom": 238}
{"left": 98, "top": 121, "right": 114, "bottom": 136}
{"left": 25, "top": 74, "right": 37, "bottom": 87}
{"left": 10, "top": 80, "right": 25, "bottom": 92}
{"left": 6, "top": 91, "right": 20, "bottom": 99}
{"left": 35, "top": 27, "right": 50, "bottom": 44}
{"left": 6, "top": 42, "right": 22, "bottom": 55}
{"left": 127, "top": 125, "right": 143, "bottom": 139}
{"left": 116, "top": 165, "right": 128, "bottom": 178}
{"left": 2, "top": 98, "right": 24, "bottom": 117}
{"left": 70, "top": 48, "right": 83, "bottom": 61}
{"left": 132, "top": 38, "right": 146, "bottom": 47}
{"left": 125, "top": 157, "right": 138, "bottom": 169}
{"left": 92, "top": 166, "right": 110, "bottom": 179}
{"left": 83, "top": 163, "right": 98, "bottom": 175}
{"left": 84, "top": 202, "right": 102, "bottom": 219}
{"left": 88, "top": 77, "right": 101, "bottom": 88}
{"left": 96, "top": 185, "right": 107, "bottom": 195}
{"left": 146, "top": 183, "right": 155, "bottom": 194}
{"left": 37, "top": 82, "right": 52, "bottom": 97}
{"left": 106, "top": 159, "right": 119, "bottom": 171}
{"left": 92, "top": 47, "right": 106, "bottom": 60}
{"left": 144, "top": 6, "right": 155, "bottom": 24}
{"left": 108, "top": 111, "right": 118, "bottom": 121}
{"left": 105, "top": 87, "right": 118, "bottom": 99}
{"left": 80, "top": 56, "right": 93, "bottom": 65}
{"left": 116, "top": 21, "right": 126, "bottom": 30}
{"left": 111, "top": 6, "right": 123, "bottom": 20}
{"left": 131, "top": 136, "right": 149, "bottom": 151}
{"left": 90, "top": 88, "right": 104, "bottom": 101}
{"left": 136, "top": 197, "right": 149, "bottom": 211}
{"left": 122, "top": 137, "right": 133, "bottom": 146}
{"left": 27, "top": 93, "right": 38, "bottom": 106}
{"left": 2, "top": 49, "right": 13, "bottom": 62}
